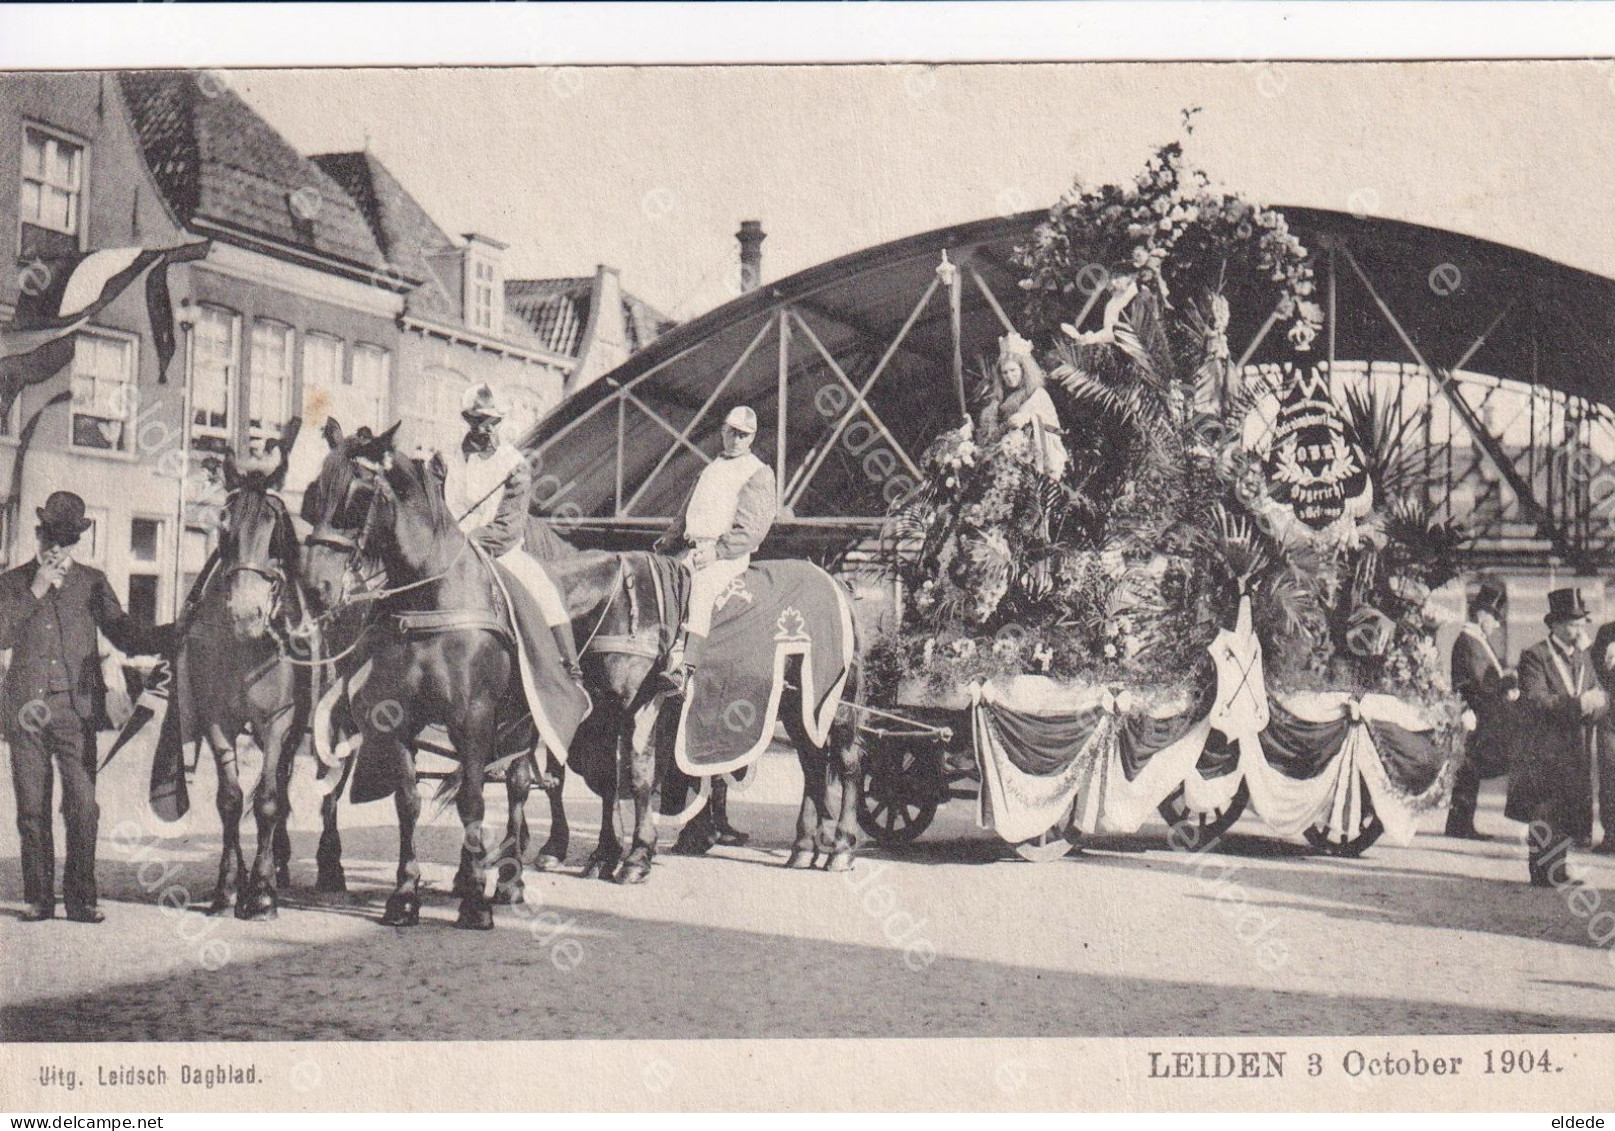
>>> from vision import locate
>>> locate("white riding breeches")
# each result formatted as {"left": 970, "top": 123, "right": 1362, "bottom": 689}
{"left": 497, "top": 547, "right": 572, "bottom": 628}
{"left": 682, "top": 552, "right": 749, "bottom": 637}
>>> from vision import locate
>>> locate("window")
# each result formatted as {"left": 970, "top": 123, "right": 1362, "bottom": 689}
{"left": 403, "top": 366, "right": 467, "bottom": 455}
{"left": 469, "top": 257, "right": 500, "bottom": 334}
{"left": 128, "top": 517, "right": 165, "bottom": 627}
{"left": 20, "top": 125, "right": 85, "bottom": 251}
{"left": 68, "top": 331, "right": 137, "bottom": 452}
{"left": 348, "top": 343, "right": 391, "bottom": 434}
{"left": 192, "top": 306, "right": 238, "bottom": 452}
{"left": 248, "top": 319, "right": 294, "bottom": 445}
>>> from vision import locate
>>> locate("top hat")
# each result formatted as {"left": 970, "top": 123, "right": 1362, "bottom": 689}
{"left": 35, "top": 491, "right": 92, "bottom": 541}
{"left": 460, "top": 383, "right": 507, "bottom": 423}
{"left": 1545, "top": 587, "right": 1591, "bottom": 626}
{"left": 723, "top": 406, "right": 758, "bottom": 434}
{"left": 1468, "top": 575, "right": 1507, "bottom": 619}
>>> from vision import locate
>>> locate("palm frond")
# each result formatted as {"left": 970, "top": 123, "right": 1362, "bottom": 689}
{"left": 1341, "top": 382, "right": 1426, "bottom": 499}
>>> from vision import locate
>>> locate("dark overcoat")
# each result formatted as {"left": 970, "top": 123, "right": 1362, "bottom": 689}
{"left": 1506, "top": 637, "right": 1601, "bottom": 827}
{"left": 1450, "top": 626, "right": 1513, "bottom": 779}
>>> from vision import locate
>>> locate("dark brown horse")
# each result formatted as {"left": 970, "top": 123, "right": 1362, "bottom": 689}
{"left": 300, "top": 422, "right": 685, "bottom": 926}
{"left": 172, "top": 424, "right": 313, "bottom": 919}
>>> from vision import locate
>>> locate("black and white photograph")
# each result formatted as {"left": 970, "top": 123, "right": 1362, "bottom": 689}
{"left": 1, "top": 9, "right": 1614, "bottom": 1111}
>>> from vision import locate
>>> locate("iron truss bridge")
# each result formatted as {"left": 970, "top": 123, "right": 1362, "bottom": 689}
{"left": 522, "top": 208, "right": 1615, "bottom": 573}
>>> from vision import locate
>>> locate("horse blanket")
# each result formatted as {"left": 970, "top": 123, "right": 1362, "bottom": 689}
{"left": 339, "top": 545, "right": 591, "bottom": 804}
{"left": 674, "top": 560, "right": 857, "bottom": 776}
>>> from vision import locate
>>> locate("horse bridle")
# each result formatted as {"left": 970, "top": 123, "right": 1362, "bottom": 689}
{"left": 304, "top": 466, "right": 388, "bottom": 602}
{"left": 220, "top": 491, "right": 294, "bottom": 612}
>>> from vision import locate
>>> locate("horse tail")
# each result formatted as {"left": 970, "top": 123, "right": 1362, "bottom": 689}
{"left": 428, "top": 765, "right": 463, "bottom": 821}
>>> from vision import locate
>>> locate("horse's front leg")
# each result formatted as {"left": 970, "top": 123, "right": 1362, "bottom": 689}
{"left": 617, "top": 703, "right": 663, "bottom": 885}
{"left": 582, "top": 770, "right": 622, "bottom": 882}
{"left": 315, "top": 756, "right": 354, "bottom": 894}
{"left": 370, "top": 701, "right": 423, "bottom": 928}
{"left": 207, "top": 726, "right": 246, "bottom": 913}
{"left": 449, "top": 710, "right": 497, "bottom": 931}
{"left": 239, "top": 701, "right": 296, "bottom": 919}
{"left": 493, "top": 753, "right": 534, "bottom": 905}
{"left": 534, "top": 756, "right": 569, "bottom": 871}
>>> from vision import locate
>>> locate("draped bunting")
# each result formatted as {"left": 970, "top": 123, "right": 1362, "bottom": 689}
{"left": 972, "top": 681, "right": 1209, "bottom": 843}
{"left": 1243, "top": 692, "right": 1449, "bottom": 845}
{"left": 964, "top": 595, "right": 1453, "bottom": 850}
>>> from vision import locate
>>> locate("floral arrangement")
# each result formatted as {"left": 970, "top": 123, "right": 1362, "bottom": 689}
{"left": 878, "top": 122, "right": 1465, "bottom": 725}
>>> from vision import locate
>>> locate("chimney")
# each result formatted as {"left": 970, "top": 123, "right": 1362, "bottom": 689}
{"left": 736, "top": 220, "right": 765, "bottom": 293}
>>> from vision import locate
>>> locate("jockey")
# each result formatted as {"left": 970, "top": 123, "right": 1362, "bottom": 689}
{"left": 654, "top": 405, "right": 777, "bottom": 695}
{"left": 445, "top": 383, "right": 583, "bottom": 682}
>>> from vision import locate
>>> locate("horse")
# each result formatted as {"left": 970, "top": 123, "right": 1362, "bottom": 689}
{"left": 169, "top": 423, "right": 315, "bottom": 919}
{"left": 299, "top": 420, "right": 685, "bottom": 928}
{"left": 303, "top": 420, "right": 866, "bottom": 899}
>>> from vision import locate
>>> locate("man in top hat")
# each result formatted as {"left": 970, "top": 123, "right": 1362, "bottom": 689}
{"left": 1446, "top": 575, "right": 1517, "bottom": 840}
{"left": 1586, "top": 594, "right": 1615, "bottom": 854}
{"left": 654, "top": 405, "right": 777, "bottom": 695}
{"left": 444, "top": 383, "right": 582, "bottom": 681}
{"left": 1508, "top": 587, "right": 1606, "bottom": 886}
{"left": 0, "top": 491, "right": 174, "bottom": 922}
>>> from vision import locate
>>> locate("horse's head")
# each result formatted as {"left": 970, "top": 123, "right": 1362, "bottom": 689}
{"left": 300, "top": 418, "right": 450, "bottom": 609}
{"left": 217, "top": 420, "right": 301, "bottom": 640}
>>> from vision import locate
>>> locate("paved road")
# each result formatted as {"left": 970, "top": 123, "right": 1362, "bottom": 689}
{"left": 2, "top": 733, "right": 1613, "bottom": 1041}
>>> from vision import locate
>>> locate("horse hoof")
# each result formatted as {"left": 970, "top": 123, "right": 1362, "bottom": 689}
{"left": 785, "top": 850, "right": 816, "bottom": 870}
{"left": 581, "top": 857, "right": 617, "bottom": 881}
{"left": 275, "top": 867, "right": 292, "bottom": 890}
{"left": 454, "top": 901, "right": 495, "bottom": 931}
{"left": 493, "top": 882, "right": 525, "bottom": 906}
{"left": 236, "top": 893, "right": 278, "bottom": 921}
{"left": 824, "top": 851, "right": 856, "bottom": 873}
{"left": 533, "top": 854, "right": 565, "bottom": 873}
{"left": 315, "top": 870, "right": 347, "bottom": 894}
{"left": 450, "top": 872, "right": 480, "bottom": 900}
{"left": 206, "top": 892, "right": 234, "bottom": 915}
{"left": 380, "top": 894, "right": 420, "bottom": 927}
{"left": 670, "top": 836, "right": 713, "bottom": 857}
{"left": 616, "top": 862, "right": 651, "bottom": 885}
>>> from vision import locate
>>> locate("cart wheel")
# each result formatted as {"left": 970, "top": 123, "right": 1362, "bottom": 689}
{"left": 856, "top": 746, "right": 939, "bottom": 845}
{"left": 1157, "top": 779, "right": 1250, "bottom": 851}
{"left": 1303, "top": 792, "right": 1384, "bottom": 857}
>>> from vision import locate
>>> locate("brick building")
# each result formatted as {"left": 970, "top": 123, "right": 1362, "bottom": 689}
{"left": 2, "top": 69, "right": 671, "bottom": 624}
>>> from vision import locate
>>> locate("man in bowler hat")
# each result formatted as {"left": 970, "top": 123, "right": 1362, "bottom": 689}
{"left": 1447, "top": 575, "right": 1516, "bottom": 840}
{"left": 1508, "top": 587, "right": 1605, "bottom": 886}
{"left": 0, "top": 492, "right": 173, "bottom": 922}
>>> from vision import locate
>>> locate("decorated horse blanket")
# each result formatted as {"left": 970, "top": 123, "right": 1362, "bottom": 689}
{"left": 674, "top": 560, "right": 857, "bottom": 776}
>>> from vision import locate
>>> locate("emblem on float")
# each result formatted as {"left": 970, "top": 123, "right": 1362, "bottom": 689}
{"left": 1264, "top": 362, "right": 1372, "bottom": 530}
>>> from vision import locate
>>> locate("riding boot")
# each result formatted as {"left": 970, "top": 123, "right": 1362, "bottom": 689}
{"left": 656, "top": 629, "right": 690, "bottom": 696}
{"left": 549, "top": 622, "right": 584, "bottom": 684}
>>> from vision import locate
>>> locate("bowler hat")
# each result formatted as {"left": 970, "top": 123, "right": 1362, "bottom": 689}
{"left": 1468, "top": 575, "right": 1507, "bottom": 619}
{"left": 1545, "top": 587, "right": 1591, "bottom": 626}
{"left": 36, "top": 491, "right": 92, "bottom": 541}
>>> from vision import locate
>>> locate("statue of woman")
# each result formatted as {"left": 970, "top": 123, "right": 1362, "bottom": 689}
{"left": 985, "top": 332, "right": 1067, "bottom": 480}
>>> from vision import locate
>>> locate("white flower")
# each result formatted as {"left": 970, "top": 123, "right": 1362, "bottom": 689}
{"left": 952, "top": 638, "right": 977, "bottom": 659}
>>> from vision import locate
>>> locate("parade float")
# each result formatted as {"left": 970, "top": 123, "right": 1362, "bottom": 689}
{"left": 862, "top": 130, "right": 1462, "bottom": 859}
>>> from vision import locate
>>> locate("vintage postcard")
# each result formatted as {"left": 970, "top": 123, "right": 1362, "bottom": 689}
{"left": 1, "top": 13, "right": 1614, "bottom": 1113}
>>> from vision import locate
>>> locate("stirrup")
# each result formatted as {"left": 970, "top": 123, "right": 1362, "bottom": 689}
{"left": 655, "top": 665, "right": 692, "bottom": 697}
